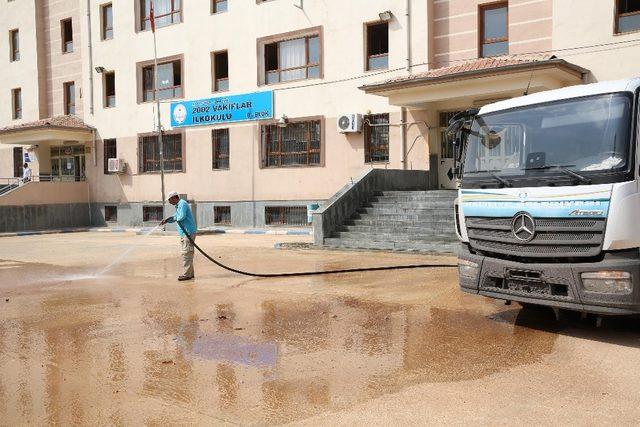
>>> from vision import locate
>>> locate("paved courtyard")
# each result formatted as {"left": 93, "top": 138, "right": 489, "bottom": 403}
{"left": 0, "top": 232, "right": 639, "bottom": 425}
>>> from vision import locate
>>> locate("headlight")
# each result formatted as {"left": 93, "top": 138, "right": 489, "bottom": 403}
{"left": 458, "top": 259, "right": 479, "bottom": 279}
{"left": 581, "top": 271, "right": 632, "bottom": 294}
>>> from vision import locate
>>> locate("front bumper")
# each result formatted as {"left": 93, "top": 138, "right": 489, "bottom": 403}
{"left": 458, "top": 244, "right": 640, "bottom": 315}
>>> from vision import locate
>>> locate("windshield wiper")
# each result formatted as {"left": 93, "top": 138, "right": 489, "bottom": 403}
{"left": 523, "top": 164, "right": 592, "bottom": 185}
{"left": 467, "top": 169, "right": 512, "bottom": 187}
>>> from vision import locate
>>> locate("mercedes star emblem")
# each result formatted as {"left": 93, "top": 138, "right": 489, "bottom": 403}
{"left": 512, "top": 212, "right": 536, "bottom": 242}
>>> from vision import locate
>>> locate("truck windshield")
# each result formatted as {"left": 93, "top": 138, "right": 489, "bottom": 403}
{"left": 462, "top": 93, "right": 633, "bottom": 184}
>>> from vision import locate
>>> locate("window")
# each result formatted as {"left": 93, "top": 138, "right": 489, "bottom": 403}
{"left": 480, "top": 3, "right": 508, "bottom": 57}
{"left": 264, "top": 34, "right": 320, "bottom": 84}
{"left": 138, "top": 132, "right": 183, "bottom": 172}
{"left": 103, "top": 139, "right": 117, "bottom": 174}
{"left": 140, "top": 0, "right": 181, "bottom": 31}
{"left": 213, "top": 51, "right": 229, "bottom": 92}
{"left": 364, "top": 114, "right": 390, "bottom": 163}
{"left": 366, "top": 22, "right": 389, "bottom": 71}
{"left": 439, "top": 111, "right": 462, "bottom": 160}
{"left": 13, "top": 147, "right": 23, "bottom": 178}
{"left": 143, "top": 206, "right": 164, "bottom": 222}
{"left": 212, "top": 0, "right": 227, "bottom": 13}
{"left": 12, "top": 88, "right": 22, "bottom": 120}
{"left": 64, "top": 82, "right": 75, "bottom": 115}
{"left": 265, "top": 206, "right": 308, "bottom": 226}
{"left": 261, "top": 119, "right": 322, "bottom": 167}
{"left": 212, "top": 128, "right": 230, "bottom": 169}
{"left": 617, "top": 0, "right": 640, "bottom": 33}
{"left": 214, "top": 206, "right": 231, "bottom": 225}
{"left": 104, "top": 72, "right": 116, "bottom": 107}
{"left": 9, "top": 29, "right": 19, "bottom": 61}
{"left": 142, "top": 60, "right": 182, "bottom": 101}
{"left": 104, "top": 205, "right": 117, "bottom": 222}
{"left": 62, "top": 19, "right": 73, "bottom": 53}
{"left": 102, "top": 3, "right": 113, "bottom": 40}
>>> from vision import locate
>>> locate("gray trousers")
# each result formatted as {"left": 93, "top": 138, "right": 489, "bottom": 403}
{"left": 180, "top": 234, "right": 195, "bottom": 277}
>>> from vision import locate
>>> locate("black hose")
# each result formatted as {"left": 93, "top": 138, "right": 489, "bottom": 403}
{"left": 177, "top": 222, "right": 458, "bottom": 278}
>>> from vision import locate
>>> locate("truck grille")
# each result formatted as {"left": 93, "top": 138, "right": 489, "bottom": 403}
{"left": 466, "top": 217, "right": 605, "bottom": 258}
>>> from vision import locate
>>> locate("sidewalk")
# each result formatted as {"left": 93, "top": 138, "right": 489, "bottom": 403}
{"left": 0, "top": 226, "right": 313, "bottom": 238}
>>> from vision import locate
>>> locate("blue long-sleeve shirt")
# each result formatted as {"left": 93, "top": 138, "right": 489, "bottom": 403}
{"left": 166, "top": 199, "right": 197, "bottom": 237}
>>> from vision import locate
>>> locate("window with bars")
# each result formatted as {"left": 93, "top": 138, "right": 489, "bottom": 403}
{"left": 214, "top": 206, "right": 231, "bottom": 225}
{"left": 264, "top": 34, "right": 320, "bottom": 84}
{"left": 212, "top": 0, "right": 227, "bottom": 13}
{"left": 213, "top": 51, "right": 229, "bottom": 92}
{"left": 13, "top": 147, "right": 23, "bottom": 178}
{"left": 140, "top": 0, "right": 181, "bottom": 31}
{"left": 439, "top": 111, "right": 462, "bottom": 160}
{"left": 261, "top": 120, "right": 321, "bottom": 168}
{"left": 103, "top": 139, "right": 117, "bottom": 174}
{"left": 617, "top": 0, "right": 640, "bottom": 33}
{"left": 212, "top": 128, "right": 230, "bottom": 170}
{"left": 366, "top": 22, "right": 389, "bottom": 71}
{"left": 102, "top": 3, "right": 113, "bottom": 40}
{"left": 104, "top": 72, "right": 116, "bottom": 107}
{"left": 364, "top": 114, "right": 390, "bottom": 163}
{"left": 142, "top": 60, "right": 182, "bottom": 101}
{"left": 265, "top": 206, "right": 308, "bottom": 226}
{"left": 12, "top": 88, "right": 21, "bottom": 120}
{"left": 9, "top": 29, "right": 19, "bottom": 61}
{"left": 138, "top": 132, "right": 183, "bottom": 173}
{"left": 480, "top": 2, "right": 508, "bottom": 58}
{"left": 64, "top": 82, "right": 75, "bottom": 115}
{"left": 104, "top": 205, "right": 117, "bottom": 222}
{"left": 143, "top": 206, "right": 164, "bottom": 222}
{"left": 62, "top": 18, "right": 73, "bottom": 53}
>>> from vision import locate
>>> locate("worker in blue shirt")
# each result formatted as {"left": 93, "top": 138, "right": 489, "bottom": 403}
{"left": 160, "top": 191, "right": 197, "bottom": 281}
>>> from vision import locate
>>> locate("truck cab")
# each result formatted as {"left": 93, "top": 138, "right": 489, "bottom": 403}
{"left": 455, "top": 78, "right": 640, "bottom": 315}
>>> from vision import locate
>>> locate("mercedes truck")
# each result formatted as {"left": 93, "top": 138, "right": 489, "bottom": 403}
{"left": 452, "top": 77, "right": 640, "bottom": 315}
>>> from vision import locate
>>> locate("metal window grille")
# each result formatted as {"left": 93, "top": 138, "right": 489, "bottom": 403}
{"left": 212, "top": 129, "right": 230, "bottom": 169}
{"left": 143, "top": 206, "right": 163, "bottom": 222}
{"left": 265, "top": 206, "right": 308, "bottom": 226}
{"left": 103, "top": 139, "right": 117, "bottom": 174}
{"left": 439, "top": 111, "right": 462, "bottom": 159}
{"left": 13, "top": 147, "right": 23, "bottom": 178}
{"left": 138, "top": 132, "right": 183, "bottom": 173}
{"left": 104, "top": 205, "right": 117, "bottom": 222}
{"left": 364, "top": 113, "right": 389, "bottom": 163}
{"left": 140, "top": 0, "right": 181, "bottom": 31}
{"left": 261, "top": 120, "right": 321, "bottom": 167}
{"left": 214, "top": 206, "right": 231, "bottom": 225}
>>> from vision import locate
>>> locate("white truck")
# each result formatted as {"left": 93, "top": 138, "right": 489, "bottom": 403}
{"left": 452, "top": 77, "right": 640, "bottom": 315}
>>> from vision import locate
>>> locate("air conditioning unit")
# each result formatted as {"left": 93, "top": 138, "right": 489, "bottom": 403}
{"left": 337, "top": 113, "right": 363, "bottom": 133}
{"left": 107, "top": 158, "right": 126, "bottom": 173}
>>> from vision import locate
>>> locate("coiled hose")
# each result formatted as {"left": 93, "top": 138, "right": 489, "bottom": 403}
{"left": 177, "top": 222, "right": 458, "bottom": 278}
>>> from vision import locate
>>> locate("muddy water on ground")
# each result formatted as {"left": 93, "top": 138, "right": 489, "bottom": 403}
{"left": 0, "top": 256, "right": 558, "bottom": 425}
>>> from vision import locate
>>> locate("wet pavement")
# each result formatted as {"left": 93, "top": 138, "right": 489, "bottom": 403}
{"left": 0, "top": 232, "right": 639, "bottom": 425}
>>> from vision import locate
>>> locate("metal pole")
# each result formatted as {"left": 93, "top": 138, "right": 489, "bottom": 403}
{"left": 152, "top": 24, "right": 167, "bottom": 218}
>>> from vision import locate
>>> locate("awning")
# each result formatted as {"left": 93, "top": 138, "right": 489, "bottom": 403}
{"left": 360, "top": 55, "right": 589, "bottom": 109}
{"left": 0, "top": 115, "right": 95, "bottom": 145}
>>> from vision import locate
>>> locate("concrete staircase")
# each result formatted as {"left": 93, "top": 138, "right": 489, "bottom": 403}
{"left": 324, "top": 190, "right": 459, "bottom": 253}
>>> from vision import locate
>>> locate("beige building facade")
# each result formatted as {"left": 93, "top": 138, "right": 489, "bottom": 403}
{"left": 1, "top": 0, "right": 639, "bottom": 230}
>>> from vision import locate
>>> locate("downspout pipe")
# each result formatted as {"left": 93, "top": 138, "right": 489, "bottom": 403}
{"left": 406, "top": 0, "right": 412, "bottom": 72}
{"left": 401, "top": 108, "right": 408, "bottom": 170}
{"left": 86, "top": 0, "right": 94, "bottom": 115}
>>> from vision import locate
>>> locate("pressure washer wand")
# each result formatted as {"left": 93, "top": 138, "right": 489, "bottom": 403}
{"left": 176, "top": 222, "right": 458, "bottom": 278}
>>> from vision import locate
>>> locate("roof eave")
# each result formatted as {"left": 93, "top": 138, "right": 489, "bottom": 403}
{"left": 359, "top": 59, "right": 589, "bottom": 94}
{"left": 0, "top": 124, "right": 95, "bottom": 137}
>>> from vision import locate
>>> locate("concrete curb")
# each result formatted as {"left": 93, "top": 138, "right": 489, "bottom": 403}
{"left": 0, "top": 227, "right": 313, "bottom": 238}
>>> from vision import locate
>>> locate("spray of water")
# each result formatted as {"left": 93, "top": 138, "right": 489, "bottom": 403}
{"left": 96, "top": 224, "right": 162, "bottom": 277}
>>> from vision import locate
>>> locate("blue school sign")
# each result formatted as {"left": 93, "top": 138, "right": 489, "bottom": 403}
{"left": 170, "top": 91, "right": 273, "bottom": 128}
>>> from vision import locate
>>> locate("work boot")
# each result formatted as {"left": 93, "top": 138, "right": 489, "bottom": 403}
{"left": 178, "top": 275, "right": 194, "bottom": 281}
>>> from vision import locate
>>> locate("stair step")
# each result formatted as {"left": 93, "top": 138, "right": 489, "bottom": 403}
{"left": 353, "top": 213, "right": 454, "bottom": 221}
{"left": 332, "top": 231, "right": 457, "bottom": 242}
{"left": 341, "top": 225, "right": 456, "bottom": 234}
{"left": 324, "top": 238, "right": 459, "bottom": 254}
